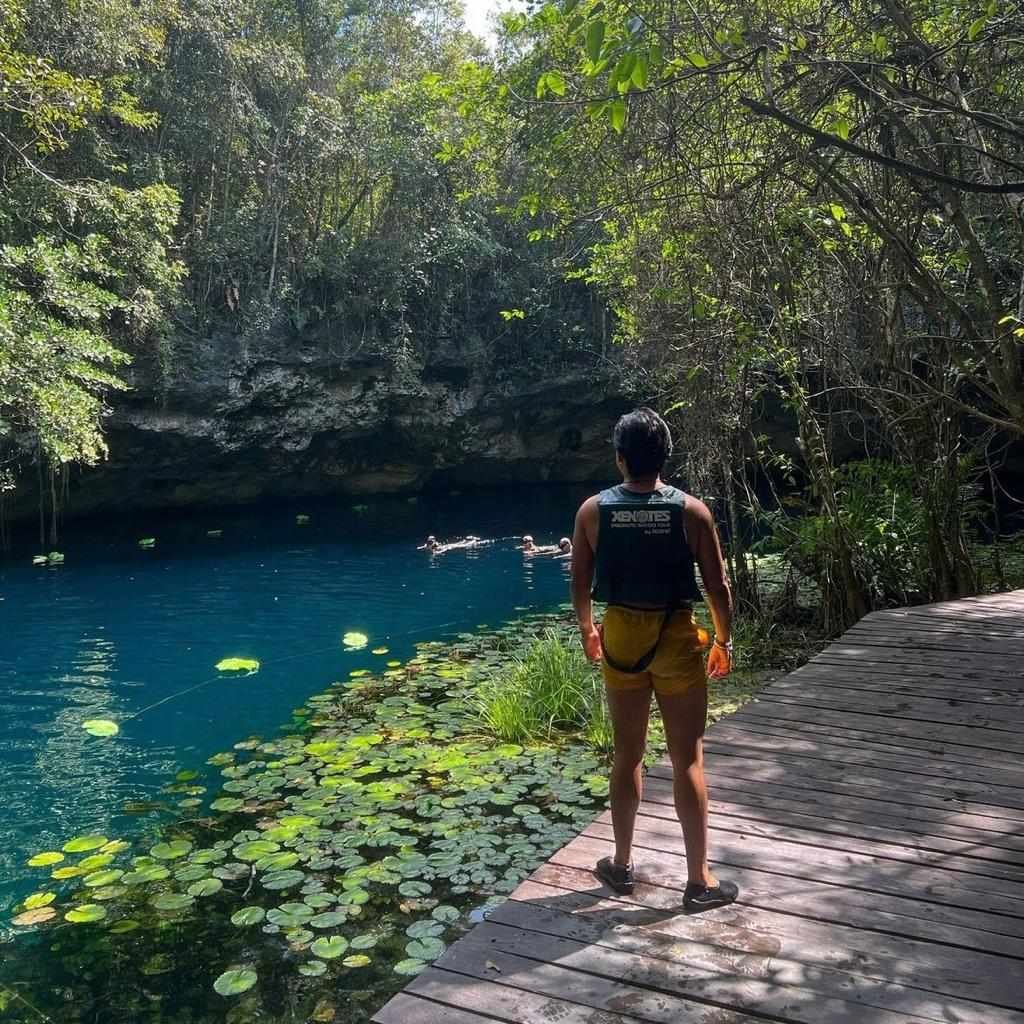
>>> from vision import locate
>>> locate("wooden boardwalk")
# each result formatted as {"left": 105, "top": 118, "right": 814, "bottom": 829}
{"left": 374, "top": 591, "right": 1024, "bottom": 1024}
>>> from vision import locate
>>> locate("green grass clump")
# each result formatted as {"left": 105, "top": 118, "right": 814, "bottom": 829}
{"left": 474, "top": 630, "right": 607, "bottom": 746}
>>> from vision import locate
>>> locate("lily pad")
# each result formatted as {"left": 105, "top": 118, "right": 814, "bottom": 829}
{"left": 371, "top": 647, "right": 390, "bottom": 655}
{"left": 151, "top": 840, "right": 192, "bottom": 860}
{"left": 66, "top": 904, "right": 107, "bottom": 923}
{"left": 13, "top": 907, "right": 57, "bottom": 926}
{"left": 187, "top": 877, "right": 223, "bottom": 897}
{"left": 406, "top": 919, "right": 444, "bottom": 939}
{"left": 215, "top": 657, "right": 260, "bottom": 673}
{"left": 350, "top": 933, "right": 379, "bottom": 950}
{"left": 83, "top": 869, "right": 123, "bottom": 887}
{"left": 231, "top": 906, "right": 266, "bottom": 927}
{"left": 310, "top": 936, "right": 348, "bottom": 959}
{"left": 234, "top": 840, "right": 279, "bottom": 861}
{"left": 63, "top": 835, "right": 108, "bottom": 853}
{"left": 343, "top": 954, "right": 372, "bottom": 967}
{"left": 210, "top": 797, "right": 245, "bottom": 812}
{"left": 27, "top": 851, "right": 64, "bottom": 867}
{"left": 342, "top": 632, "right": 369, "bottom": 650}
{"left": 432, "top": 905, "right": 460, "bottom": 924}
{"left": 406, "top": 936, "right": 446, "bottom": 960}
{"left": 261, "top": 869, "right": 305, "bottom": 890}
{"left": 23, "top": 892, "right": 56, "bottom": 910}
{"left": 108, "top": 919, "right": 140, "bottom": 933}
{"left": 309, "top": 910, "right": 347, "bottom": 929}
{"left": 398, "top": 881, "right": 431, "bottom": 898}
{"left": 393, "top": 958, "right": 427, "bottom": 976}
{"left": 213, "top": 968, "right": 258, "bottom": 996}
{"left": 82, "top": 719, "right": 119, "bottom": 737}
{"left": 298, "top": 960, "right": 326, "bottom": 977}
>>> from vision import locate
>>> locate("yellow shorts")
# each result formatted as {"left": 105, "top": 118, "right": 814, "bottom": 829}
{"left": 600, "top": 606, "right": 709, "bottom": 696}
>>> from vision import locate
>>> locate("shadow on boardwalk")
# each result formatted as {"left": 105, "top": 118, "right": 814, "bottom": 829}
{"left": 375, "top": 591, "right": 1024, "bottom": 1024}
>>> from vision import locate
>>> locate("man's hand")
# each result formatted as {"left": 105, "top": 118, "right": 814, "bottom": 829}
{"left": 580, "top": 623, "right": 603, "bottom": 663}
{"left": 707, "top": 643, "right": 731, "bottom": 679}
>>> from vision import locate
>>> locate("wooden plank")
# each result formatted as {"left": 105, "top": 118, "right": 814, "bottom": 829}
{"left": 404, "top": 969, "right": 652, "bottom": 1024}
{"left": 736, "top": 685, "right": 1024, "bottom": 743}
{"left": 730, "top": 702, "right": 1024, "bottom": 771}
{"left": 700, "top": 743, "right": 1024, "bottom": 816}
{"left": 783, "top": 667, "right": 1024, "bottom": 707}
{"left": 374, "top": 590, "right": 1024, "bottom": 1024}
{"left": 730, "top": 700, "right": 1024, "bottom": 760}
{"left": 489, "top": 890, "right": 1022, "bottom": 1024}
{"left": 706, "top": 720, "right": 1024, "bottom": 790}
{"left": 806, "top": 652, "right": 1024, "bottom": 687}
{"left": 726, "top": 707, "right": 1024, "bottom": 773}
{"left": 418, "top": 949, "right": 762, "bottom": 1024}
{"left": 457, "top": 918, "right": 964, "bottom": 1024}
{"left": 841, "top": 628, "right": 1024, "bottom": 657}
{"left": 665, "top": 751, "right": 1024, "bottom": 824}
{"left": 688, "top": 767, "right": 1024, "bottom": 852}
{"left": 523, "top": 867, "right": 1024, "bottom": 1008}
{"left": 583, "top": 816, "right": 1024, "bottom": 922}
{"left": 372, "top": 992, "right": 502, "bottom": 1024}
{"left": 639, "top": 781, "right": 1024, "bottom": 875}
{"left": 554, "top": 834, "right": 1024, "bottom": 957}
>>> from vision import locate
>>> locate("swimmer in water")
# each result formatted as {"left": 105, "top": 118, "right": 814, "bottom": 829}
{"left": 520, "top": 535, "right": 537, "bottom": 553}
{"left": 421, "top": 534, "right": 494, "bottom": 554}
{"left": 524, "top": 536, "right": 572, "bottom": 557}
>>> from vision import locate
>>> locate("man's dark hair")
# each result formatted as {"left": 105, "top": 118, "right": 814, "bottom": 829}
{"left": 613, "top": 407, "right": 672, "bottom": 478}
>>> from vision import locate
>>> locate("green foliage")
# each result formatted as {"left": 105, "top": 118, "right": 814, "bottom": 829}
{"left": 474, "top": 630, "right": 604, "bottom": 744}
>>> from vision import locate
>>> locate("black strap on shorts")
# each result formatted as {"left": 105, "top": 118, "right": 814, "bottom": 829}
{"left": 601, "top": 603, "right": 680, "bottom": 675}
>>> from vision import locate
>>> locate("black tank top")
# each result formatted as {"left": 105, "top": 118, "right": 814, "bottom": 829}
{"left": 591, "top": 484, "right": 702, "bottom": 608}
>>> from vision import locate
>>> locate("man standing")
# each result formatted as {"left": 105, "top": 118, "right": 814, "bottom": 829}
{"left": 570, "top": 407, "right": 737, "bottom": 910}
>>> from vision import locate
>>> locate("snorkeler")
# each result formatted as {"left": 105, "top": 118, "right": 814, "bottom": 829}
{"left": 520, "top": 535, "right": 537, "bottom": 552}
{"left": 418, "top": 535, "right": 441, "bottom": 551}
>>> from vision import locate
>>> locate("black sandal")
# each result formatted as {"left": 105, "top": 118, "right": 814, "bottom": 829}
{"left": 595, "top": 856, "right": 635, "bottom": 895}
{"left": 683, "top": 879, "right": 738, "bottom": 911}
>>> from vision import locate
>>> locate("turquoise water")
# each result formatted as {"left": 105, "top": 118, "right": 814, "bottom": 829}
{"left": 0, "top": 486, "right": 591, "bottom": 911}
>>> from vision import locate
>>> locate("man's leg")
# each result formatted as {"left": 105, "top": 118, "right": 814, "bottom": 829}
{"left": 605, "top": 685, "right": 652, "bottom": 866}
{"left": 655, "top": 684, "right": 714, "bottom": 885}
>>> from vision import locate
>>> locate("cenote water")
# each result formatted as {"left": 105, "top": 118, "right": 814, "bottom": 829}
{"left": 0, "top": 485, "right": 594, "bottom": 914}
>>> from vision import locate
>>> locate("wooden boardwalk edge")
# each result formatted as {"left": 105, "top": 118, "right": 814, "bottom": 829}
{"left": 374, "top": 590, "right": 1024, "bottom": 1023}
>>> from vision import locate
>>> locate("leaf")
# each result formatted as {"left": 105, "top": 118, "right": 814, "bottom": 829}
{"left": 343, "top": 954, "right": 371, "bottom": 967}
{"left": 342, "top": 632, "right": 368, "bottom": 650}
{"left": 27, "top": 851, "right": 64, "bottom": 867}
{"left": 828, "top": 203, "right": 846, "bottom": 222}
{"left": 187, "top": 878, "right": 223, "bottom": 897}
{"left": 585, "top": 20, "right": 605, "bottom": 61}
{"left": 213, "top": 968, "right": 258, "bottom": 996}
{"left": 299, "top": 960, "right": 327, "bottom": 977}
{"left": 631, "top": 53, "right": 649, "bottom": 89}
{"left": 232, "top": 906, "right": 266, "bottom": 926}
{"left": 65, "top": 904, "right": 107, "bottom": 923}
{"left": 832, "top": 119, "right": 850, "bottom": 141}
{"left": 609, "top": 98, "right": 626, "bottom": 133}
{"left": 82, "top": 719, "right": 119, "bottom": 737}
{"left": 310, "top": 936, "right": 348, "bottom": 959}
{"left": 23, "top": 892, "right": 57, "bottom": 910}
{"left": 150, "top": 840, "right": 192, "bottom": 860}
{"left": 968, "top": 15, "right": 987, "bottom": 40}
{"left": 13, "top": 907, "right": 57, "bottom": 926}
{"left": 407, "top": 937, "right": 446, "bottom": 960}
{"left": 63, "top": 835, "right": 108, "bottom": 853}
{"left": 215, "top": 657, "right": 260, "bottom": 673}
{"left": 545, "top": 71, "right": 567, "bottom": 97}
{"left": 151, "top": 892, "right": 194, "bottom": 911}
{"left": 393, "top": 958, "right": 427, "bottom": 976}
{"left": 686, "top": 51, "right": 709, "bottom": 68}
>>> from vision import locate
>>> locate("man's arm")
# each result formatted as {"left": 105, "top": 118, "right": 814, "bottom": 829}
{"left": 686, "top": 497, "right": 733, "bottom": 678}
{"left": 570, "top": 496, "right": 602, "bottom": 662}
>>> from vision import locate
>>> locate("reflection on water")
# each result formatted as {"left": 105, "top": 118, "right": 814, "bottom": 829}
{"left": 0, "top": 485, "right": 598, "bottom": 909}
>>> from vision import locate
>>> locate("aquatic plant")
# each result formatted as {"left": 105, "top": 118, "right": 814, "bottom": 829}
{"left": 4, "top": 607, "right": 764, "bottom": 1022}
